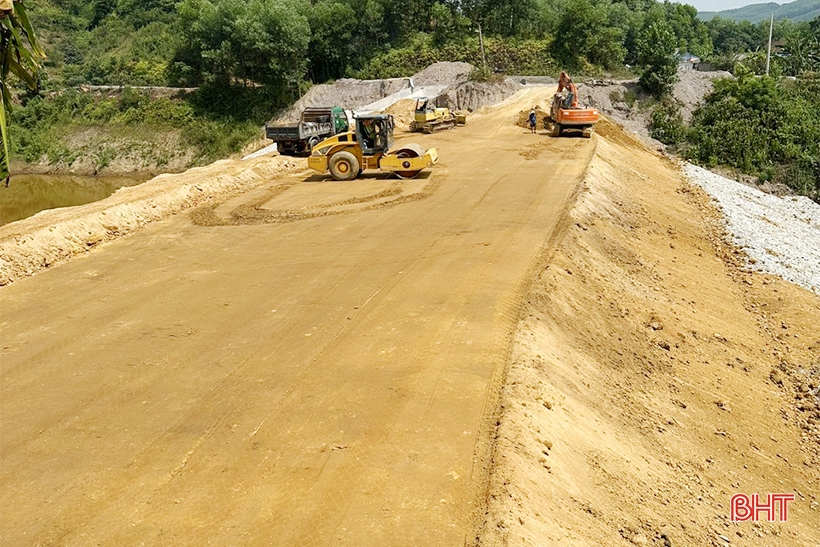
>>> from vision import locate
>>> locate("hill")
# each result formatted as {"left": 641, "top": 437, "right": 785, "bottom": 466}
{"left": 699, "top": 0, "right": 820, "bottom": 22}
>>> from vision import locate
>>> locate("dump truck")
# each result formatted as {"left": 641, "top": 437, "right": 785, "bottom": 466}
{"left": 266, "top": 106, "right": 349, "bottom": 156}
{"left": 409, "top": 98, "right": 467, "bottom": 133}
{"left": 546, "top": 72, "right": 599, "bottom": 138}
{"left": 308, "top": 114, "right": 437, "bottom": 181}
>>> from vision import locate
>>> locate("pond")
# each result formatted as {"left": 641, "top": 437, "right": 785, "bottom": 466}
{"left": 0, "top": 174, "right": 149, "bottom": 226}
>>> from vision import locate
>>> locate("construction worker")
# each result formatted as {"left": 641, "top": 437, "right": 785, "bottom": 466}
{"left": 528, "top": 109, "right": 537, "bottom": 133}
{"left": 360, "top": 118, "right": 377, "bottom": 149}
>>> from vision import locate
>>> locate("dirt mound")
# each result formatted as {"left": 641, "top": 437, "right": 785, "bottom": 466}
{"left": 413, "top": 61, "right": 474, "bottom": 86}
{"left": 581, "top": 69, "right": 732, "bottom": 146}
{"left": 593, "top": 116, "right": 646, "bottom": 150}
{"left": 674, "top": 68, "right": 732, "bottom": 122}
{"left": 381, "top": 98, "right": 417, "bottom": 128}
{"left": 437, "top": 78, "right": 523, "bottom": 112}
{"left": 515, "top": 106, "right": 550, "bottom": 130}
{"left": 0, "top": 155, "right": 302, "bottom": 285}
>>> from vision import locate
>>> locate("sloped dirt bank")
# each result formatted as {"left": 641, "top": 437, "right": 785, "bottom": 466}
{"left": 475, "top": 121, "right": 820, "bottom": 547}
{"left": 0, "top": 155, "right": 302, "bottom": 285}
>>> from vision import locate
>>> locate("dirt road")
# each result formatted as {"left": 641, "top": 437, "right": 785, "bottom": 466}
{"left": 1, "top": 89, "right": 592, "bottom": 545}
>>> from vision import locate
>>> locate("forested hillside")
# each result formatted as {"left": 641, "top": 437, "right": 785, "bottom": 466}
{"left": 699, "top": 0, "right": 820, "bottom": 23}
{"left": 5, "top": 0, "right": 820, "bottom": 199}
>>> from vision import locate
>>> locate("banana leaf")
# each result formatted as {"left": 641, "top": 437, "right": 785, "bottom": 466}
{"left": 0, "top": 98, "right": 9, "bottom": 183}
{"left": 0, "top": 1, "right": 45, "bottom": 183}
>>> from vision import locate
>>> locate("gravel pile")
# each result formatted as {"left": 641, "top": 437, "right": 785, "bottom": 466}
{"left": 684, "top": 163, "right": 820, "bottom": 293}
{"left": 436, "top": 78, "right": 524, "bottom": 112}
{"left": 413, "top": 62, "right": 474, "bottom": 86}
{"left": 673, "top": 67, "right": 731, "bottom": 122}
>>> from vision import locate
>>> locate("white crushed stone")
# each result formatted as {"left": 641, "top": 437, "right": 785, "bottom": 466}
{"left": 683, "top": 163, "right": 820, "bottom": 293}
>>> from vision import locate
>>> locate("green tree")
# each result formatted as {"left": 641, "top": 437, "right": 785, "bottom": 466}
{"left": 706, "top": 17, "right": 766, "bottom": 56}
{"left": 171, "top": 0, "right": 310, "bottom": 96}
{"left": 430, "top": 1, "right": 471, "bottom": 46}
{"left": 636, "top": 6, "right": 678, "bottom": 96}
{"left": 550, "top": 0, "right": 626, "bottom": 70}
{"left": 664, "top": 3, "right": 712, "bottom": 58}
{"left": 308, "top": 0, "right": 357, "bottom": 82}
{"left": 1, "top": 0, "right": 45, "bottom": 184}
{"left": 781, "top": 21, "right": 820, "bottom": 75}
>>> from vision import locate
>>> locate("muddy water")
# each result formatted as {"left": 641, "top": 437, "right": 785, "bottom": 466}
{"left": 0, "top": 174, "right": 148, "bottom": 226}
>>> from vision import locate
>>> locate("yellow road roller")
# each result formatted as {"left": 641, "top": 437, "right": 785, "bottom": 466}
{"left": 308, "top": 114, "right": 438, "bottom": 180}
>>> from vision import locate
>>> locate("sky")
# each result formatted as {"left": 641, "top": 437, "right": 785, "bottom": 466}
{"left": 686, "top": 0, "right": 785, "bottom": 11}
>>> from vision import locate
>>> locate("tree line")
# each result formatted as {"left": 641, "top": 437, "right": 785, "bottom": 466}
{"left": 30, "top": 0, "right": 819, "bottom": 97}
{"left": 7, "top": 0, "right": 819, "bottom": 199}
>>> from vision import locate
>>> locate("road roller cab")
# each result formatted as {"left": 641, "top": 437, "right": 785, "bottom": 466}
{"left": 308, "top": 114, "right": 438, "bottom": 181}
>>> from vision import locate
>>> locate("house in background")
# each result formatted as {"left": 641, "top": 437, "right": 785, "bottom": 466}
{"left": 679, "top": 51, "right": 702, "bottom": 70}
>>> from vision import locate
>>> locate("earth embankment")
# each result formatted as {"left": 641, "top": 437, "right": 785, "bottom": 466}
{"left": 477, "top": 120, "right": 820, "bottom": 547}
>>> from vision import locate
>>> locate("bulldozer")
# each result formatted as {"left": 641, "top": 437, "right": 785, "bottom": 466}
{"left": 308, "top": 114, "right": 438, "bottom": 181}
{"left": 547, "top": 71, "right": 599, "bottom": 138}
{"left": 409, "top": 97, "right": 467, "bottom": 133}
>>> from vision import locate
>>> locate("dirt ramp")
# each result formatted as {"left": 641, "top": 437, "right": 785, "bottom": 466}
{"left": 477, "top": 133, "right": 820, "bottom": 546}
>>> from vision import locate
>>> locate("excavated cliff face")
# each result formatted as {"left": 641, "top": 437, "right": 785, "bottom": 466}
{"left": 274, "top": 62, "right": 479, "bottom": 123}
{"left": 275, "top": 62, "right": 531, "bottom": 123}
{"left": 273, "top": 78, "right": 410, "bottom": 123}
{"left": 435, "top": 78, "right": 524, "bottom": 112}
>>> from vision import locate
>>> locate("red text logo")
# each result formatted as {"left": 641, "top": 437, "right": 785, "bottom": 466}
{"left": 731, "top": 493, "right": 795, "bottom": 522}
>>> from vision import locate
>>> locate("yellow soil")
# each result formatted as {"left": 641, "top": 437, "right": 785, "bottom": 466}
{"left": 477, "top": 122, "right": 820, "bottom": 546}
{"left": 1, "top": 88, "right": 817, "bottom": 547}
{"left": 382, "top": 98, "right": 418, "bottom": 129}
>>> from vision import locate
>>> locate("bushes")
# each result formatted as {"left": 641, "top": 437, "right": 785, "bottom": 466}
{"left": 649, "top": 100, "right": 686, "bottom": 146}
{"left": 685, "top": 69, "right": 820, "bottom": 201}
{"left": 9, "top": 88, "right": 260, "bottom": 166}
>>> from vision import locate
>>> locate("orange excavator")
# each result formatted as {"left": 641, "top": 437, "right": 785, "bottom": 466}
{"left": 547, "top": 71, "right": 599, "bottom": 138}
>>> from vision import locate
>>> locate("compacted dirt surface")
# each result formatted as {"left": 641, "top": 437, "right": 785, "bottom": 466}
{"left": 1, "top": 88, "right": 594, "bottom": 546}
{"left": 2, "top": 89, "right": 818, "bottom": 547}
